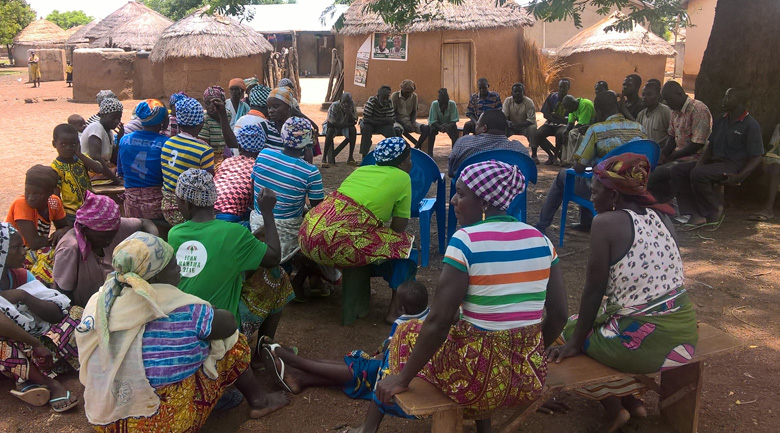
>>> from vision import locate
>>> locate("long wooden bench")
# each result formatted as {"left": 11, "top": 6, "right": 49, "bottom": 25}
{"left": 394, "top": 323, "right": 741, "bottom": 433}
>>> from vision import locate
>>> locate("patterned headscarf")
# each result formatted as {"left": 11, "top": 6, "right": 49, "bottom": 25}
{"left": 249, "top": 85, "right": 271, "bottom": 108}
{"left": 400, "top": 79, "right": 416, "bottom": 91}
{"left": 135, "top": 99, "right": 167, "bottom": 126}
{"left": 96, "top": 231, "right": 174, "bottom": 347}
{"left": 374, "top": 136, "right": 407, "bottom": 163}
{"left": 594, "top": 153, "right": 674, "bottom": 215}
{"left": 169, "top": 92, "right": 188, "bottom": 108}
{"left": 175, "top": 97, "right": 205, "bottom": 127}
{"left": 279, "top": 78, "right": 295, "bottom": 89}
{"left": 236, "top": 123, "right": 267, "bottom": 153}
{"left": 25, "top": 164, "right": 60, "bottom": 191}
{"left": 229, "top": 78, "right": 246, "bottom": 91}
{"left": 244, "top": 77, "right": 259, "bottom": 89}
{"left": 176, "top": 169, "right": 217, "bottom": 207}
{"left": 281, "top": 117, "right": 312, "bottom": 149}
{"left": 204, "top": 85, "right": 226, "bottom": 101}
{"left": 98, "top": 98, "right": 123, "bottom": 116}
{"left": 0, "top": 223, "right": 17, "bottom": 278}
{"left": 268, "top": 86, "right": 294, "bottom": 107}
{"left": 460, "top": 160, "right": 526, "bottom": 211}
{"left": 96, "top": 90, "right": 116, "bottom": 105}
{"left": 74, "top": 191, "right": 122, "bottom": 260}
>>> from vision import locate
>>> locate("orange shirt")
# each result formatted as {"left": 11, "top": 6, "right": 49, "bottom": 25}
{"left": 5, "top": 195, "right": 66, "bottom": 247}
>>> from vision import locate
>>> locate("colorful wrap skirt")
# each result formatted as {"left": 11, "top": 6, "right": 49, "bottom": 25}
{"left": 124, "top": 186, "right": 164, "bottom": 219}
{"left": 238, "top": 267, "right": 295, "bottom": 337}
{"left": 561, "top": 289, "right": 698, "bottom": 399}
{"left": 0, "top": 306, "right": 82, "bottom": 381}
{"left": 380, "top": 319, "right": 547, "bottom": 419}
{"left": 298, "top": 192, "right": 414, "bottom": 268}
{"left": 161, "top": 188, "right": 186, "bottom": 226}
{"left": 92, "top": 334, "right": 250, "bottom": 433}
{"left": 25, "top": 246, "right": 55, "bottom": 286}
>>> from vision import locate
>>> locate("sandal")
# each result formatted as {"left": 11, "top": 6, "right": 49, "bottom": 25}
{"left": 320, "top": 162, "right": 330, "bottom": 168}
{"left": 346, "top": 160, "right": 359, "bottom": 167}
{"left": 261, "top": 344, "right": 293, "bottom": 393}
{"left": 703, "top": 213, "right": 725, "bottom": 232}
{"left": 49, "top": 390, "right": 78, "bottom": 413}
{"left": 10, "top": 384, "right": 50, "bottom": 407}
{"left": 747, "top": 213, "right": 773, "bottom": 222}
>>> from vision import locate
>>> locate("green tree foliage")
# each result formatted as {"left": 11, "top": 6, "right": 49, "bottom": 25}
{"left": 0, "top": 0, "right": 36, "bottom": 65}
{"left": 45, "top": 10, "right": 94, "bottom": 29}
{"left": 142, "top": 0, "right": 295, "bottom": 21}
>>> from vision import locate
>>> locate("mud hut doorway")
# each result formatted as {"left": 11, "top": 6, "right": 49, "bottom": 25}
{"left": 441, "top": 42, "right": 472, "bottom": 109}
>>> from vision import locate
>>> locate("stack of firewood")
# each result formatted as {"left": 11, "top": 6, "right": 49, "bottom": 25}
{"left": 264, "top": 32, "right": 301, "bottom": 100}
{"left": 324, "top": 48, "right": 344, "bottom": 104}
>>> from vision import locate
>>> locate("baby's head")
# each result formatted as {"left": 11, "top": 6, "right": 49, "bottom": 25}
{"left": 67, "top": 114, "right": 86, "bottom": 132}
{"left": 396, "top": 280, "right": 429, "bottom": 316}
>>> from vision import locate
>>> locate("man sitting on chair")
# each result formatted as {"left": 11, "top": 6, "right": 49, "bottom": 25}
{"left": 447, "top": 110, "right": 528, "bottom": 178}
{"left": 359, "top": 85, "right": 401, "bottom": 158}
{"left": 535, "top": 91, "right": 647, "bottom": 236}
{"left": 503, "top": 82, "right": 537, "bottom": 150}
{"left": 323, "top": 92, "right": 358, "bottom": 167}
{"left": 424, "top": 88, "right": 460, "bottom": 155}
{"left": 535, "top": 78, "right": 571, "bottom": 165}
{"left": 559, "top": 94, "right": 595, "bottom": 167}
{"left": 391, "top": 80, "right": 430, "bottom": 149}
{"left": 463, "top": 78, "right": 501, "bottom": 135}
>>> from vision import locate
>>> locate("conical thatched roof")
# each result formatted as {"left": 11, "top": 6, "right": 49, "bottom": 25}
{"left": 64, "top": 25, "right": 84, "bottom": 40}
{"left": 67, "top": 20, "right": 100, "bottom": 44}
{"left": 338, "top": 0, "right": 533, "bottom": 36}
{"left": 13, "top": 19, "right": 67, "bottom": 44}
{"left": 85, "top": 1, "right": 163, "bottom": 40}
{"left": 557, "top": 12, "right": 676, "bottom": 57}
{"left": 92, "top": 12, "right": 173, "bottom": 51}
{"left": 150, "top": 9, "right": 273, "bottom": 62}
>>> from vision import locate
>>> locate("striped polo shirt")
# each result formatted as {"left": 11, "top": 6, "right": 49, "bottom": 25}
{"left": 443, "top": 216, "right": 558, "bottom": 331}
{"left": 572, "top": 114, "right": 647, "bottom": 166}
{"left": 161, "top": 132, "right": 215, "bottom": 192}
{"left": 252, "top": 148, "right": 324, "bottom": 219}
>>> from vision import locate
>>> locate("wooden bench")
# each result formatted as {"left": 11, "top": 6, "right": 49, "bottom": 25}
{"left": 394, "top": 323, "right": 741, "bottom": 433}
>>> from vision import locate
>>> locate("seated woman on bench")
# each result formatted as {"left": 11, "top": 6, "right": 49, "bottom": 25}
{"left": 374, "top": 160, "right": 568, "bottom": 433}
{"left": 547, "top": 153, "right": 698, "bottom": 433}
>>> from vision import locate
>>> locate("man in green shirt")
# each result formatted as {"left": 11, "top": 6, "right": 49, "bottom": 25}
{"left": 560, "top": 95, "right": 595, "bottom": 166}
{"left": 422, "top": 88, "right": 460, "bottom": 155}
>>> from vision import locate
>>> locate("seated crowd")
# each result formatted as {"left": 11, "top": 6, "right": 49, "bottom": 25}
{"left": 0, "top": 71, "right": 774, "bottom": 433}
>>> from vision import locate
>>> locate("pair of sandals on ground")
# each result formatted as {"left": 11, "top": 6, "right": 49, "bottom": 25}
{"left": 10, "top": 381, "right": 78, "bottom": 412}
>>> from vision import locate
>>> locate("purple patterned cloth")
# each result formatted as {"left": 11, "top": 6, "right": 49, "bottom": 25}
{"left": 459, "top": 160, "right": 526, "bottom": 210}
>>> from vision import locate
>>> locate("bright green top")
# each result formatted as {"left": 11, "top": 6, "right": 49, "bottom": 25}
{"left": 568, "top": 97, "right": 595, "bottom": 125}
{"left": 337, "top": 165, "right": 412, "bottom": 221}
{"left": 168, "top": 219, "right": 267, "bottom": 324}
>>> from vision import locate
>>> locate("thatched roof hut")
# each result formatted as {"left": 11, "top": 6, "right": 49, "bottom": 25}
{"left": 85, "top": 1, "right": 160, "bottom": 41}
{"left": 12, "top": 19, "right": 68, "bottom": 66}
{"left": 556, "top": 12, "right": 676, "bottom": 97}
{"left": 63, "top": 25, "right": 84, "bottom": 40}
{"left": 150, "top": 9, "right": 272, "bottom": 98}
{"left": 339, "top": 0, "right": 533, "bottom": 35}
{"left": 93, "top": 12, "right": 173, "bottom": 51}
{"left": 340, "top": 0, "right": 534, "bottom": 108}
{"left": 66, "top": 20, "right": 99, "bottom": 45}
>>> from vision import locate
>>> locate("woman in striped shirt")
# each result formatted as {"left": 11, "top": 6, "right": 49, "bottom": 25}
{"left": 373, "top": 160, "right": 568, "bottom": 433}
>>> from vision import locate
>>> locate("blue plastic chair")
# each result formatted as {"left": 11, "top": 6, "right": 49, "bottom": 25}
{"left": 361, "top": 148, "right": 447, "bottom": 267}
{"left": 558, "top": 139, "right": 660, "bottom": 247}
{"left": 447, "top": 150, "right": 538, "bottom": 241}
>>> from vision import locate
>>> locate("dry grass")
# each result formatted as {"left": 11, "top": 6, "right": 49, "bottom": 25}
{"left": 92, "top": 13, "right": 173, "bottom": 51}
{"left": 521, "top": 39, "right": 568, "bottom": 108}
{"left": 338, "top": 0, "right": 533, "bottom": 35}
{"left": 150, "top": 9, "right": 272, "bottom": 62}
{"left": 558, "top": 12, "right": 676, "bottom": 57}
{"left": 13, "top": 19, "right": 67, "bottom": 44}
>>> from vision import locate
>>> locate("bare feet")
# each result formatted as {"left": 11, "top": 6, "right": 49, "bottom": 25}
{"left": 260, "top": 342, "right": 303, "bottom": 394}
{"left": 247, "top": 390, "right": 290, "bottom": 419}
{"left": 621, "top": 395, "right": 647, "bottom": 418}
{"left": 601, "top": 396, "right": 631, "bottom": 433}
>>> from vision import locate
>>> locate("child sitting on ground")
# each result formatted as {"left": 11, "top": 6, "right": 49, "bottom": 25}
{"left": 49, "top": 124, "right": 103, "bottom": 222}
{"left": 259, "top": 280, "right": 430, "bottom": 429}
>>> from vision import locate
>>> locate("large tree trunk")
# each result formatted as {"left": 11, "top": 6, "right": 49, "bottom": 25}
{"left": 695, "top": 0, "right": 780, "bottom": 145}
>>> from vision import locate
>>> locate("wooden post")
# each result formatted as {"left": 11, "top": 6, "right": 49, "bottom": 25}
{"left": 660, "top": 361, "right": 703, "bottom": 433}
{"left": 326, "top": 48, "right": 337, "bottom": 102}
{"left": 431, "top": 408, "right": 463, "bottom": 433}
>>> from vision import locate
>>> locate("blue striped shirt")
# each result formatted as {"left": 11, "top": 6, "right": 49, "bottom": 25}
{"left": 252, "top": 148, "right": 324, "bottom": 219}
{"left": 142, "top": 304, "right": 213, "bottom": 387}
{"left": 161, "top": 133, "right": 215, "bottom": 192}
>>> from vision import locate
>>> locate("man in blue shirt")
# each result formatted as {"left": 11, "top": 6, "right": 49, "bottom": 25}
{"left": 534, "top": 78, "right": 571, "bottom": 165}
{"left": 463, "top": 78, "right": 501, "bottom": 135}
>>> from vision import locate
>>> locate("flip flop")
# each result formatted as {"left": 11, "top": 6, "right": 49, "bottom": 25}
{"left": 703, "top": 213, "right": 725, "bottom": 232}
{"left": 49, "top": 391, "right": 78, "bottom": 413}
{"left": 346, "top": 160, "right": 360, "bottom": 167}
{"left": 307, "top": 286, "right": 332, "bottom": 298}
{"left": 320, "top": 162, "right": 330, "bottom": 168}
{"left": 680, "top": 222, "right": 707, "bottom": 232}
{"left": 10, "top": 384, "right": 50, "bottom": 407}
{"left": 747, "top": 213, "right": 773, "bottom": 222}
{"left": 262, "top": 345, "right": 293, "bottom": 393}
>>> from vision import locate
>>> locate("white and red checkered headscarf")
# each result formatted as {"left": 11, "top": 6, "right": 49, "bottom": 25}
{"left": 74, "top": 191, "right": 121, "bottom": 260}
{"left": 459, "top": 160, "right": 525, "bottom": 211}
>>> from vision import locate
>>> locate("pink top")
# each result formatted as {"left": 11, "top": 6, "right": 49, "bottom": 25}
{"left": 214, "top": 155, "right": 255, "bottom": 217}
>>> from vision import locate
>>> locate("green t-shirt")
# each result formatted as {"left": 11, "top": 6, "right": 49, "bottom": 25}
{"left": 568, "top": 98, "right": 595, "bottom": 125}
{"left": 168, "top": 219, "right": 267, "bottom": 324}
{"left": 337, "top": 165, "right": 412, "bottom": 221}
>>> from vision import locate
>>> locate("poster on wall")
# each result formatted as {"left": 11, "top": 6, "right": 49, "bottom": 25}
{"left": 371, "top": 32, "right": 408, "bottom": 61}
{"left": 354, "top": 36, "right": 371, "bottom": 87}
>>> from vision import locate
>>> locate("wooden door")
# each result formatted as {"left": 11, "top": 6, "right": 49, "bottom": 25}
{"left": 441, "top": 43, "right": 472, "bottom": 110}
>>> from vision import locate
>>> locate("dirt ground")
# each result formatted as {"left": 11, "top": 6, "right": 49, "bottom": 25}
{"left": 0, "top": 69, "right": 777, "bottom": 433}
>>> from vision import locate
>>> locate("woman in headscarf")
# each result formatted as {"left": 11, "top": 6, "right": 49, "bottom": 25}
{"left": 265, "top": 86, "right": 315, "bottom": 163}
{"left": 28, "top": 51, "right": 41, "bottom": 88}
{"left": 226, "top": 78, "right": 250, "bottom": 127}
{"left": 81, "top": 97, "right": 124, "bottom": 186}
{"left": 86, "top": 90, "right": 117, "bottom": 126}
{"left": 199, "top": 86, "right": 239, "bottom": 172}
{"left": 299, "top": 137, "right": 414, "bottom": 320}
{"left": 251, "top": 117, "right": 332, "bottom": 301}
{"left": 52, "top": 191, "right": 158, "bottom": 307}
{"left": 214, "top": 123, "right": 267, "bottom": 226}
{"left": 243, "top": 77, "right": 259, "bottom": 104}
{"left": 76, "top": 232, "right": 256, "bottom": 431}
{"left": 0, "top": 223, "right": 81, "bottom": 412}
{"left": 234, "top": 85, "right": 271, "bottom": 133}
{"left": 5, "top": 165, "right": 72, "bottom": 284}
{"left": 546, "top": 153, "right": 698, "bottom": 432}
{"left": 168, "top": 92, "right": 188, "bottom": 137}
{"left": 369, "top": 160, "right": 568, "bottom": 433}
